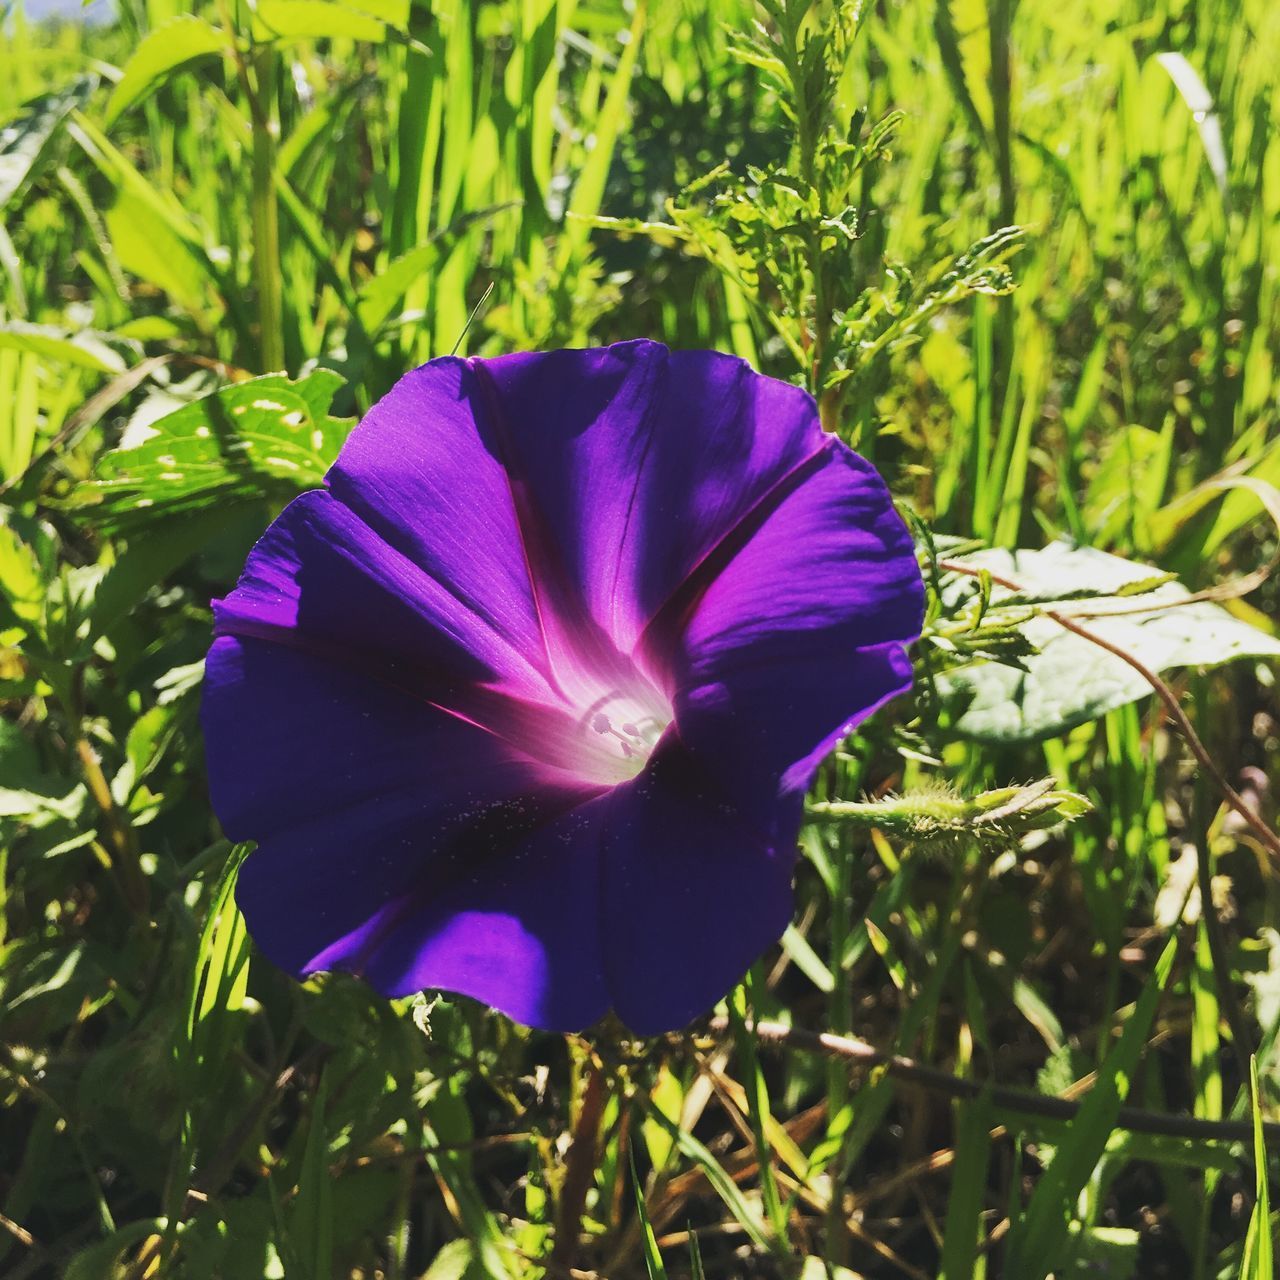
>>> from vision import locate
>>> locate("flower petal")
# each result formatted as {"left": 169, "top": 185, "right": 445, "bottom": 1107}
{"left": 473, "top": 341, "right": 824, "bottom": 654}
{"left": 353, "top": 795, "right": 612, "bottom": 1032}
{"left": 599, "top": 739, "right": 797, "bottom": 1036}
{"left": 204, "top": 636, "right": 597, "bottom": 981}
{"left": 323, "top": 357, "right": 554, "bottom": 687}
{"left": 214, "top": 488, "right": 554, "bottom": 708}
{"left": 660, "top": 439, "right": 923, "bottom": 828}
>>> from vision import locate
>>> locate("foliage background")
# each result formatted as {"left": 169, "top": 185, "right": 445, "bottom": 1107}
{"left": 1, "top": 0, "right": 1279, "bottom": 1276}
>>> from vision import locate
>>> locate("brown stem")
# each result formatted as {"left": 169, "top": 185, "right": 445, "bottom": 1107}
{"left": 75, "top": 737, "right": 148, "bottom": 914}
{"left": 709, "top": 1017, "right": 1280, "bottom": 1144}
{"left": 551, "top": 1056, "right": 608, "bottom": 1269}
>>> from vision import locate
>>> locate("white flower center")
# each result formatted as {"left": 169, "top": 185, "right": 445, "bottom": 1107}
{"left": 571, "top": 687, "right": 670, "bottom": 785}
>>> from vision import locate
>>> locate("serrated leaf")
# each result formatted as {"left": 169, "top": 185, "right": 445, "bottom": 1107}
{"left": 938, "top": 543, "right": 1280, "bottom": 742}
{"left": 0, "top": 75, "right": 97, "bottom": 209}
{"left": 87, "top": 369, "right": 353, "bottom": 529}
{"left": 105, "top": 16, "right": 227, "bottom": 127}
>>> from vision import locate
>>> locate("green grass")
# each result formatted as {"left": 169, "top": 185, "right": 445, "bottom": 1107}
{"left": 1, "top": 0, "right": 1279, "bottom": 1276}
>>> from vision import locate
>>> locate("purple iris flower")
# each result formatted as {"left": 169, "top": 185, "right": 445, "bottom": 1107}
{"left": 201, "top": 341, "right": 923, "bottom": 1035}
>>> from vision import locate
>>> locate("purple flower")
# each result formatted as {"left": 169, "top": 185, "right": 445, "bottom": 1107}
{"left": 201, "top": 341, "right": 923, "bottom": 1035}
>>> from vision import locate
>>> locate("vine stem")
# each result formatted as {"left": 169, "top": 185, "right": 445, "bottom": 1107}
{"left": 937, "top": 557, "right": 1280, "bottom": 865}
{"left": 551, "top": 1054, "right": 608, "bottom": 1269}
{"left": 707, "top": 1018, "right": 1280, "bottom": 1144}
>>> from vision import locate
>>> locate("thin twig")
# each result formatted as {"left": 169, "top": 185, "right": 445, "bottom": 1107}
{"left": 708, "top": 1018, "right": 1280, "bottom": 1144}
{"left": 938, "top": 557, "right": 1280, "bottom": 865}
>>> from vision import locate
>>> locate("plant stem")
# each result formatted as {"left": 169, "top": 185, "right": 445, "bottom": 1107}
{"left": 75, "top": 736, "right": 148, "bottom": 915}
{"left": 708, "top": 1018, "right": 1280, "bottom": 1144}
{"left": 250, "top": 45, "right": 284, "bottom": 372}
{"left": 551, "top": 1053, "right": 607, "bottom": 1270}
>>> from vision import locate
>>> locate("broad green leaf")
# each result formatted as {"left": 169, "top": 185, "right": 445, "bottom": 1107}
{"left": 0, "top": 720, "right": 82, "bottom": 824}
{"left": 105, "top": 16, "right": 227, "bottom": 127}
{"left": 253, "top": 0, "right": 388, "bottom": 43}
{"left": 346, "top": 0, "right": 410, "bottom": 23}
{"left": 0, "top": 76, "right": 97, "bottom": 209}
{"left": 421, "top": 1240, "right": 483, "bottom": 1280}
{"left": 938, "top": 543, "right": 1280, "bottom": 742}
{"left": 1003, "top": 935, "right": 1177, "bottom": 1278}
{"left": 70, "top": 113, "right": 222, "bottom": 309}
{"left": 642, "top": 1065, "right": 684, "bottom": 1174}
{"left": 106, "top": 190, "right": 212, "bottom": 311}
{"left": 86, "top": 369, "right": 353, "bottom": 530}
{"left": 356, "top": 241, "right": 440, "bottom": 333}
{"left": 0, "top": 520, "right": 44, "bottom": 624}
{"left": 0, "top": 320, "right": 127, "bottom": 373}
{"left": 90, "top": 505, "right": 238, "bottom": 638}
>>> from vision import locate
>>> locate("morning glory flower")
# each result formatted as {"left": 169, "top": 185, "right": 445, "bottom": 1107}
{"left": 201, "top": 341, "right": 924, "bottom": 1035}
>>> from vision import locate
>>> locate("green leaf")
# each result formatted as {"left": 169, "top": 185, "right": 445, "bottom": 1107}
{"left": 0, "top": 320, "right": 127, "bottom": 373}
{"left": 938, "top": 543, "right": 1280, "bottom": 742}
{"left": 86, "top": 369, "right": 353, "bottom": 530}
{"left": 558, "top": 2, "right": 647, "bottom": 269}
{"left": 89, "top": 505, "right": 238, "bottom": 638}
{"left": 1004, "top": 935, "right": 1177, "bottom": 1279}
{"left": 641, "top": 1102, "right": 771, "bottom": 1251}
{"left": 105, "top": 16, "right": 227, "bottom": 127}
{"left": 1066, "top": 1224, "right": 1141, "bottom": 1279}
{"left": 253, "top": 0, "right": 388, "bottom": 43}
{"left": 64, "top": 1219, "right": 166, "bottom": 1280}
{"left": 0, "top": 719, "right": 82, "bottom": 823}
{"left": 0, "top": 75, "right": 97, "bottom": 209}
{"left": 1240, "top": 1057, "right": 1274, "bottom": 1280}
{"left": 356, "top": 242, "right": 440, "bottom": 334}
{"left": 346, "top": 0, "right": 410, "bottom": 23}
{"left": 106, "top": 189, "right": 212, "bottom": 311}
{"left": 289, "top": 1068, "right": 335, "bottom": 1280}
{"left": 937, "top": 1090, "right": 994, "bottom": 1280}
{"left": 630, "top": 1151, "right": 668, "bottom": 1280}
{"left": 0, "top": 519, "right": 44, "bottom": 625}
